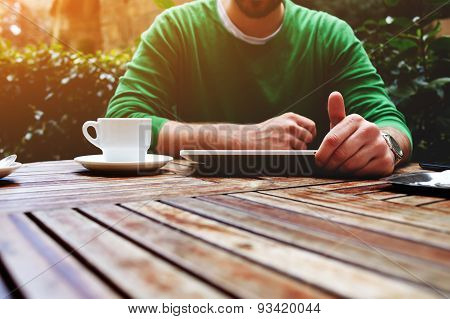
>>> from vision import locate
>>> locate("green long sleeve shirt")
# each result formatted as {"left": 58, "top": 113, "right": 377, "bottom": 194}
{"left": 107, "top": 0, "right": 412, "bottom": 151}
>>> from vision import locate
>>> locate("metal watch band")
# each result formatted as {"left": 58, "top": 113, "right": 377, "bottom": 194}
{"left": 381, "top": 132, "right": 403, "bottom": 166}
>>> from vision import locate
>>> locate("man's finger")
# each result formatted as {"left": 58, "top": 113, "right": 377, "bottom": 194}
{"left": 338, "top": 144, "right": 378, "bottom": 173}
{"left": 290, "top": 138, "right": 307, "bottom": 150}
{"left": 323, "top": 129, "right": 366, "bottom": 171}
{"left": 290, "top": 124, "right": 314, "bottom": 144}
{"left": 328, "top": 91, "right": 346, "bottom": 129}
{"left": 315, "top": 114, "right": 362, "bottom": 167}
{"left": 354, "top": 154, "right": 394, "bottom": 177}
{"left": 287, "top": 113, "right": 317, "bottom": 137}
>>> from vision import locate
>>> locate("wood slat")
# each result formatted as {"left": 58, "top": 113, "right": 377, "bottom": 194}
{"left": 359, "top": 191, "right": 407, "bottom": 201}
{"left": 310, "top": 181, "right": 390, "bottom": 192}
{"left": 422, "top": 200, "right": 450, "bottom": 212}
{"left": 161, "top": 161, "right": 197, "bottom": 176}
{"left": 262, "top": 189, "right": 450, "bottom": 235}
{"left": 32, "top": 209, "right": 226, "bottom": 298}
{"left": 0, "top": 178, "right": 291, "bottom": 212}
{"left": 387, "top": 196, "right": 448, "bottom": 207}
{"left": 0, "top": 178, "right": 212, "bottom": 201}
{"left": 197, "top": 195, "right": 450, "bottom": 268}
{"left": 81, "top": 204, "right": 332, "bottom": 298}
{"left": 395, "top": 164, "right": 425, "bottom": 174}
{"left": 164, "top": 196, "right": 450, "bottom": 292}
{"left": 0, "top": 175, "right": 195, "bottom": 196}
{"left": 123, "top": 201, "right": 440, "bottom": 298}
{"left": 232, "top": 192, "right": 450, "bottom": 251}
{"left": 5, "top": 169, "right": 176, "bottom": 184}
{"left": 0, "top": 214, "right": 117, "bottom": 298}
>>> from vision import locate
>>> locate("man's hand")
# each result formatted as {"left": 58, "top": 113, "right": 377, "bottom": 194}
{"left": 248, "top": 113, "right": 317, "bottom": 150}
{"left": 315, "top": 92, "right": 395, "bottom": 177}
{"left": 157, "top": 113, "right": 316, "bottom": 156}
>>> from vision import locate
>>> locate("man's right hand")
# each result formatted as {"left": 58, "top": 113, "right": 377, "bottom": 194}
{"left": 247, "top": 113, "right": 317, "bottom": 150}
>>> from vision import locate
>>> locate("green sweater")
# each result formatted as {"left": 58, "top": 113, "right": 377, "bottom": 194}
{"left": 107, "top": 0, "right": 412, "bottom": 151}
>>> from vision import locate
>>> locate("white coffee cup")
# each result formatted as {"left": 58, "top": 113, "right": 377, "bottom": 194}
{"left": 82, "top": 118, "right": 152, "bottom": 162}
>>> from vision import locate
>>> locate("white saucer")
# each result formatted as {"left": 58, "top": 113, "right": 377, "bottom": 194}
{"left": 74, "top": 155, "right": 173, "bottom": 173}
{"left": 0, "top": 162, "right": 22, "bottom": 179}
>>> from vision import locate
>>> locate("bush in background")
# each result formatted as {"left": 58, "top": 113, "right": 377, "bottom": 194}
{"left": 298, "top": 0, "right": 387, "bottom": 27}
{"left": 0, "top": 39, "right": 131, "bottom": 162}
{"left": 355, "top": 0, "right": 450, "bottom": 161}
{"left": 1, "top": 0, "right": 449, "bottom": 163}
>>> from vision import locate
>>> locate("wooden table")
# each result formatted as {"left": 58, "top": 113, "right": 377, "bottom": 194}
{"left": 0, "top": 160, "right": 449, "bottom": 298}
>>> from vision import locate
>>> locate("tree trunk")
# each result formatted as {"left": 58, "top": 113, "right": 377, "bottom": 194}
{"left": 51, "top": 0, "right": 102, "bottom": 52}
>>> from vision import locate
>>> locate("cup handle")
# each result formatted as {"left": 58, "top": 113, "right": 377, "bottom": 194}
{"left": 82, "top": 121, "right": 100, "bottom": 148}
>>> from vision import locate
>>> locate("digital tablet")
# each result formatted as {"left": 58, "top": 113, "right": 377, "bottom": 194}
{"left": 180, "top": 150, "right": 318, "bottom": 176}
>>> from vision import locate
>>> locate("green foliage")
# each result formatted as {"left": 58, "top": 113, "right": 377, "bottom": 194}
{"left": 0, "top": 39, "right": 131, "bottom": 161}
{"left": 298, "top": 0, "right": 387, "bottom": 27}
{"left": 1, "top": 0, "right": 449, "bottom": 162}
{"left": 355, "top": 1, "right": 450, "bottom": 160}
{"left": 299, "top": 0, "right": 449, "bottom": 26}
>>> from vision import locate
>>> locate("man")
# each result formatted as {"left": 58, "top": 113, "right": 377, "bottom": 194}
{"left": 107, "top": 0, "right": 412, "bottom": 176}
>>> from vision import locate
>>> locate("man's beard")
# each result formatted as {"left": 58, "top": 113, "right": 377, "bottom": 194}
{"left": 235, "top": 0, "right": 283, "bottom": 19}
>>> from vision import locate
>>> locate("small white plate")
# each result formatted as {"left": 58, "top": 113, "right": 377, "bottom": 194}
{"left": 0, "top": 162, "right": 22, "bottom": 179}
{"left": 74, "top": 155, "right": 173, "bottom": 173}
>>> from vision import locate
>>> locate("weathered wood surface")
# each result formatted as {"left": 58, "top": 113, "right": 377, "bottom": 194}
{"left": 0, "top": 161, "right": 449, "bottom": 298}
{"left": 0, "top": 214, "right": 117, "bottom": 298}
{"left": 0, "top": 160, "right": 341, "bottom": 213}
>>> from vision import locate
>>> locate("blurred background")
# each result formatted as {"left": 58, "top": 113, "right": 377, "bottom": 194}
{"left": 0, "top": 0, "right": 449, "bottom": 162}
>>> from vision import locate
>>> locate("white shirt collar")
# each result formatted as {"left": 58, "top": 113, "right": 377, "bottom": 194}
{"left": 217, "top": 0, "right": 284, "bottom": 45}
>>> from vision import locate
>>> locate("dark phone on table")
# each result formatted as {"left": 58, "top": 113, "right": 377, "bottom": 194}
{"left": 419, "top": 162, "right": 450, "bottom": 172}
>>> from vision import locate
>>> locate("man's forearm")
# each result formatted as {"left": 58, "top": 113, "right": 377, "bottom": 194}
{"left": 156, "top": 113, "right": 317, "bottom": 157}
{"left": 156, "top": 121, "right": 257, "bottom": 157}
{"left": 380, "top": 126, "right": 412, "bottom": 165}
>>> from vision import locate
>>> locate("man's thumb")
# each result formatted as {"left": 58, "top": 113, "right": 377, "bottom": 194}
{"left": 328, "top": 91, "right": 346, "bottom": 129}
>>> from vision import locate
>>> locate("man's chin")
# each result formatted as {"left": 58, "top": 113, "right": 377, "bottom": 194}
{"left": 235, "top": 0, "right": 282, "bottom": 19}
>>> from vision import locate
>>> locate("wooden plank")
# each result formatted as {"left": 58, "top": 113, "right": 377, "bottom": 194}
{"left": 0, "top": 175, "right": 194, "bottom": 196}
{"left": 387, "top": 196, "right": 448, "bottom": 207}
{"left": 0, "top": 178, "right": 213, "bottom": 201}
{"left": 259, "top": 175, "right": 343, "bottom": 185}
{"left": 198, "top": 195, "right": 450, "bottom": 268}
{"left": 422, "top": 201, "right": 450, "bottom": 212}
{"left": 123, "top": 200, "right": 440, "bottom": 298}
{"left": 310, "top": 181, "right": 390, "bottom": 192}
{"left": 33, "top": 209, "right": 226, "bottom": 298}
{"left": 165, "top": 196, "right": 450, "bottom": 292}
{"left": 81, "top": 204, "right": 333, "bottom": 298}
{"left": 232, "top": 192, "right": 450, "bottom": 251}
{"left": 395, "top": 164, "right": 424, "bottom": 174}
{"left": 359, "top": 191, "right": 407, "bottom": 201}
{"left": 0, "top": 179, "right": 281, "bottom": 212}
{"left": 261, "top": 189, "right": 450, "bottom": 235}
{"left": 0, "top": 214, "right": 117, "bottom": 298}
{"left": 14, "top": 159, "right": 189, "bottom": 175}
{"left": 162, "top": 161, "right": 197, "bottom": 176}
{"left": 5, "top": 168, "right": 177, "bottom": 184}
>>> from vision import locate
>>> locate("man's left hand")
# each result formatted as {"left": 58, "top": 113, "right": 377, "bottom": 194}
{"left": 315, "top": 92, "right": 395, "bottom": 177}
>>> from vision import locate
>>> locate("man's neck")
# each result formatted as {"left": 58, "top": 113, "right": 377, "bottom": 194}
{"left": 220, "top": 0, "right": 285, "bottom": 38}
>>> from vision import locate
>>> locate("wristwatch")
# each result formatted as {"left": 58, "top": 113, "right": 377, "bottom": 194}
{"left": 381, "top": 132, "right": 403, "bottom": 166}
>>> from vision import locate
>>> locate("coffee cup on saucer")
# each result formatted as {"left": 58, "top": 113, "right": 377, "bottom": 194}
{"left": 82, "top": 118, "right": 152, "bottom": 162}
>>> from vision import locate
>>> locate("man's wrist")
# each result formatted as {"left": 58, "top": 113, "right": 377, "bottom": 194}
{"left": 380, "top": 127, "right": 411, "bottom": 165}
{"left": 230, "top": 124, "right": 259, "bottom": 149}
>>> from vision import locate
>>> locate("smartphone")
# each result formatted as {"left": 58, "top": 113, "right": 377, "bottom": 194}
{"left": 419, "top": 162, "right": 450, "bottom": 172}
